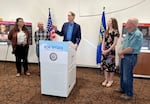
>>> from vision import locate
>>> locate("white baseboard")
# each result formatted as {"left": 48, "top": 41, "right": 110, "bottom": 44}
{"left": 134, "top": 74, "right": 150, "bottom": 78}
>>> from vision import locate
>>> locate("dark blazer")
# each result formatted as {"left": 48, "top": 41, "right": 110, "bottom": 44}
{"left": 55, "top": 22, "right": 81, "bottom": 45}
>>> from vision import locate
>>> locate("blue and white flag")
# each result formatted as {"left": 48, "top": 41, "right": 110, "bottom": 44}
{"left": 96, "top": 11, "right": 106, "bottom": 64}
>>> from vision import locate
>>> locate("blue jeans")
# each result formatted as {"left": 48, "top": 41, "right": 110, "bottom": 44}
{"left": 120, "top": 54, "right": 137, "bottom": 97}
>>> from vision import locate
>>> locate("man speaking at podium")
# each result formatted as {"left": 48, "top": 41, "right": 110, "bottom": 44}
{"left": 54, "top": 11, "right": 81, "bottom": 50}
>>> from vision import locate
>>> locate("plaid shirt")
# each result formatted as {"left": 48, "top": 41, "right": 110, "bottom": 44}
{"left": 34, "top": 29, "right": 50, "bottom": 44}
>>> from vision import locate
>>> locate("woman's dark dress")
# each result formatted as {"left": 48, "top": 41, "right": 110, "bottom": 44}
{"left": 101, "top": 31, "right": 119, "bottom": 72}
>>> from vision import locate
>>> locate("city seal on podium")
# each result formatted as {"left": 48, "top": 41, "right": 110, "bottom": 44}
{"left": 49, "top": 53, "right": 57, "bottom": 61}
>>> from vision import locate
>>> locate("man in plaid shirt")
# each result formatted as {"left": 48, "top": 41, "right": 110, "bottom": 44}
{"left": 34, "top": 21, "right": 50, "bottom": 74}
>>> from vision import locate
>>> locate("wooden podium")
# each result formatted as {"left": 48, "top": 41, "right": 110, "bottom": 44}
{"left": 39, "top": 40, "right": 76, "bottom": 97}
{"left": 134, "top": 51, "right": 150, "bottom": 78}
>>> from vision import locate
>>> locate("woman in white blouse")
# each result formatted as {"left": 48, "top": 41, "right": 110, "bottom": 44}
{"left": 8, "top": 18, "right": 30, "bottom": 77}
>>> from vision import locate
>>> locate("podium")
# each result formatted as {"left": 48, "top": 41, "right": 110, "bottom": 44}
{"left": 39, "top": 40, "right": 76, "bottom": 97}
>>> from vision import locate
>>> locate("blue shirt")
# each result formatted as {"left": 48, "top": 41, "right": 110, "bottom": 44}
{"left": 122, "top": 28, "right": 143, "bottom": 54}
{"left": 66, "top": 23, "right": 74, "bottom": 41}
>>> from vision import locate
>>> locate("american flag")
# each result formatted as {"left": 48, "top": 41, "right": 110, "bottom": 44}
{"left": 47, "top": 9, "right": 56, "bottom": 40}
{"left": 47, "top": 10, "right": 53, "bottom": 33}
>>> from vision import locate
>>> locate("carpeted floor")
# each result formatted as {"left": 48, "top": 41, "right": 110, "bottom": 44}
{"left": 0, "top": 62, "right": 149, "bottom": 104}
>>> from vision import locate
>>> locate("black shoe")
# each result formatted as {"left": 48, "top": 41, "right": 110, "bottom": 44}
{"left": 120, "top": 94, "right": 133, "bottom": 100}
{"left": 114, "top": 88, "right": 124, "bottom": 94}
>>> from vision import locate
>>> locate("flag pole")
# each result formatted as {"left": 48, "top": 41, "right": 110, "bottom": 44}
{"left": 49, "top": 8, "right": 50, "bottom": 12}
{"left": 103, "top": 6, "right": 105, "bottom": 11}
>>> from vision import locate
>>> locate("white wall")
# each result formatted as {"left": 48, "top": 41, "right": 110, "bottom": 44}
{"left": 0, "top": 0, "right": 150, "bottom": 67}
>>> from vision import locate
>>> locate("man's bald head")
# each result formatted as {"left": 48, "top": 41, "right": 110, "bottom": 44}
{"left": 126, "top": 18, "right": 139, "bottom": 32}
{"left": 37, "top": 21, "right": 43, "bottom": 25}
{"left": 128, "top": 18, "right": 139, "bottom": 27}
{"left": 37, "top": 21, "right": 44, "bottom": 31}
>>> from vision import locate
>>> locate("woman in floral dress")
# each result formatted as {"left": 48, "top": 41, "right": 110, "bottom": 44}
{"left": 101, "top": 18, "right": 120, "bottom": 87}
